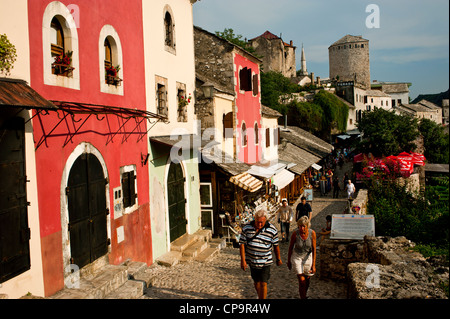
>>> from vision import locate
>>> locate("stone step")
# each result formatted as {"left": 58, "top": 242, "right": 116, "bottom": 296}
{"left": 194, "top": 229, "right": 212, "bottom": 242}
{"left": 50, "top": 264, "right": 128, "bottom": 299}
{"left": 156, "top": 250, "right": 183, "bottom": 267}
{"left": 103, "top": 280, "right": 145, "bottom": 299}
{"left": 123, "top": 261, "right": 148, "bottom": 278}
{"left": 171, "top": 233, "right": 199, "bottom": 252}
{"left": 194, "top": 247, "right": 220, "bottom": 263}
{"left": 182, "top": 240, "right": 208, "bottom": 258}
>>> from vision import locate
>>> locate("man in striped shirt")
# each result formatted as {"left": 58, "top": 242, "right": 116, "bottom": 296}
{"left": 240, "top": 209, "right": 282, "bottom": 299}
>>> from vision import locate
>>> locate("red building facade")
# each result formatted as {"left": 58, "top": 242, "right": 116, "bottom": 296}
{"left": 26, "top": 0, "right": 156, "bottom": 296}
{"left": 234, "top": 53, "right": 262, "bottom": 164}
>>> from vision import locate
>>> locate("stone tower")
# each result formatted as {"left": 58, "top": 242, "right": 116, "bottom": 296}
{"left": 328, "top": 35, "right": 370, "bottom": 88}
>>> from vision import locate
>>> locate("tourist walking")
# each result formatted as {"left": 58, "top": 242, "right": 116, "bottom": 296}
{"left": 295, "top": 196, "right": 312, "bottom": 221}
{"left": 332, "top": 176, "right": 340, "bottom": 198}
{"left": 287, "top": 216, "right": 317, "bottom": 299}
{"left": 239, "top": 209, "right": 282, "bottom": 299}
{"left": 277, "top": 199, "right": 294, "bottom": 242}
{"left": 345, "top": 179, "right": 356, "bottom": 199}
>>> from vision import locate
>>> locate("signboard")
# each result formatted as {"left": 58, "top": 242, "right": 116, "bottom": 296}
{"left": 330, "top": 214, "right": 375, "bottom": 240}
{"left": 303, "top": 189, "right": 313, "bottom": 202}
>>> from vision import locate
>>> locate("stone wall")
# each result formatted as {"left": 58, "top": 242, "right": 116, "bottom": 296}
{"left": 319, "top": 239, "right": 365, "bottom": 282}
{"left": 194, "top": 27, "right": 236, "bottom": 94}
{"left": 347, "top": 236, "right": 448, "bottom": 299}
{"left": 319, "top": 236, "right": 449, "bottom": 299}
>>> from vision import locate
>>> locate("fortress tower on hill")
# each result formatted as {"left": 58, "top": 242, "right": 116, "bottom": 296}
{"left": 329, "top": 35, "right": 370, "bottom": 89}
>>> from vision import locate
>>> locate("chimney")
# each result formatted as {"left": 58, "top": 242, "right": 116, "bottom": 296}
{"left": 290, "top": 40, "right": 293, "bottom": 46}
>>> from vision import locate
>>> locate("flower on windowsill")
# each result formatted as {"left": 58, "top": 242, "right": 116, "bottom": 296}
{"left": 52, "top": 50, "right": 74, "bottom": 76}
{"left": 178, "top": 93, "right": 192, "bottom": 108}
{"left": 105, "top": 65, "right": 122, "bottom": 86}
{"left": 105, "top": 64, "right": 120, "bottom": 77}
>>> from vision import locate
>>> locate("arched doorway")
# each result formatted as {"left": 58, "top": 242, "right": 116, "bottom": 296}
{"left": 66, "top": 153, "right": 108, "bottom": 269}
{"left": 167, "top": 162, "right": 186, "bottom": 242}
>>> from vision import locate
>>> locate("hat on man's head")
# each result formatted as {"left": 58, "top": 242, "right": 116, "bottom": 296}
{"left": 281, "top": 198, "right": 287, "bottom": 202}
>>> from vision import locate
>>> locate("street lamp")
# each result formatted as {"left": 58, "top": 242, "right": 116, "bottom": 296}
{"left": 201, "top": 82, "right": 215, "bottom": 98}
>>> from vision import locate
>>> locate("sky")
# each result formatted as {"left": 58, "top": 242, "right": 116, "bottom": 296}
{"left": 193, "top": 0, "right": 449, "bottom": 101}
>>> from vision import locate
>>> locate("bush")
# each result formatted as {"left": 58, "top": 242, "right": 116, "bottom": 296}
{"left": 367, "top": 177, "right": 449, "bottom": 252}
{"left": 0, "top": 34, "right": 17, "bottom": 75}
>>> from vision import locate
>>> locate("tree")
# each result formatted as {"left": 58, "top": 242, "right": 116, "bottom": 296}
{"left": 313, "top": 90, "right": 349, "bottom": 133}
{"left": 356, "top": 108, "right": 419, "bottom": 157}
{"left": 286, "top": 101, "right": 323, "bottom": 135}
{"left": 0, "top": 34, "right": 17, "bottom": 75}
{"left": 419, "top": 118, "right": 449, "bottom": 164}
{"left": 215, "top": 28, "right": 257, "bottom": 55}
{"left": 260, "top": 71, "right": 299, "bottom": 111}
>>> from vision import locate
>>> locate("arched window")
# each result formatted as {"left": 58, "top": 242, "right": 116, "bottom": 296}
{"left": 43, "top": 1, "right": 80, "bottom": 88}
{"left": 163, "top": 5, "right": 176, "bottom": 54}
{"left": 164, "top": 12, "right": 173, "bottom": 47}
{"left": 103, "top": 36, "right": 122, "bottom": 87}
{"left": 50, "top": 17, "right": 64, "bottom": 58}
{"left": 254, "top": 123, "right": 259, "bottom": 144}
{"left": 50, "top": 16, "right": 74, "bottom": 77}
{"left": 241, "top": 122, "right": 247, "bottom": 147}
{"left": 99, "top": 25, "right": 123, "bottom": 94}
{"left": 104, "top": 38, "right": 112, "bottom": 69}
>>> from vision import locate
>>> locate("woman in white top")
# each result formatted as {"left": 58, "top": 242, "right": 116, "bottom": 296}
{"left": 287, "top": 216, "right": 316, "bottom": 299}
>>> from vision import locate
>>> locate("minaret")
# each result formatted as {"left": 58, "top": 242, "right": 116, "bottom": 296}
{"left": 300, "top": 44, "right": 308, "bottom": 76}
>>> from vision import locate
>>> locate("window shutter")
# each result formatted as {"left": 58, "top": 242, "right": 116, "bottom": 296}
{"left": 266, "top": 128, "right": 270, "bottom": 147}
{"left": 129, "top": 172, "right": 136, "bottom": 205}
{"left": 122, "top": 172, "right": 130, "bottom": 208}
{"left": 252, "top": 74, "right": 259, "bottom": 95}
{"left": 223, "top": 112, "right": 233, "bottom": 139}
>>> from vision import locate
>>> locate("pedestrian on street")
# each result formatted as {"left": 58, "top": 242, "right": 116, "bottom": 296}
{"left": 295, "top": 196, "right": 312, "bottom": 222}
{"left": 239, "top": 209, "right": 282, "bottom": 299}
{"left": 319, "top": 175, "right": 327, "bottom": 196}
{"left": 287, "top": 216, "right": 317, "bottom": 299}
{"left": 332, "top": 176, "right": 340, "bottom": 198}
{"left": 277, "top": 198, "right": 294, "bottom": 243}
{"left": 345, "top": 179, "right": 356, "bottom": 199}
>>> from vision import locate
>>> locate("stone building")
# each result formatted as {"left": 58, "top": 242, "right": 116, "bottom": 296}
{"left": 329, "top": 35, "right": 370, "bottom": 89}
{"left": 395, "top": 99, "right": 443, "bottom": 125}
{"left": 248, "top": 31, "right": 296, "bottom": 78}
{"left": 371, "top": 81, "right": 411, "bottom": 107}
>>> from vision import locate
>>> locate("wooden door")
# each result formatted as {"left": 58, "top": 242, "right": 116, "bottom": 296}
{"left": 67, "top": 153, "right": 108, "bottom": 268}
{"left": 167, "top": 162, "right": 186, "bottom": 242}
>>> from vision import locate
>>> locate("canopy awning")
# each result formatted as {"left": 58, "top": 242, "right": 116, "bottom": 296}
{"left": 271, "top": 169, "right": 295, "bottom": 190}
{"left": 0, "top": 78, "right": 57, "bottom": 110}
{"left": 311, "top": 163, "right": 322, "bottom": 171}
{"left": 247, "top": 162, "right": 286, "bottom": 179}
{"left": 229, "top": 172, "right": 263, "bottom": 193}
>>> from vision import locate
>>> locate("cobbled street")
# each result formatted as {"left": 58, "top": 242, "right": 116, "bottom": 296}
{"left": 144, "top": 163, "right": 353, "bottom": 300}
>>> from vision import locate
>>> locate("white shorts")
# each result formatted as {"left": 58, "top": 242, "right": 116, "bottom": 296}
{"left": 291, "top": 251, "right": 314, "bottom": 276}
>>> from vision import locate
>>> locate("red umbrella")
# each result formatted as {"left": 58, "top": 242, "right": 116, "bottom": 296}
{"left": 398, "top": 151, "right": 411, "bottom": 157}
{"left": 353, "top": 153, "right": 364, "bottom": 163}
{"left": 411, "top": 152, "right": 426, "bottom": 163}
